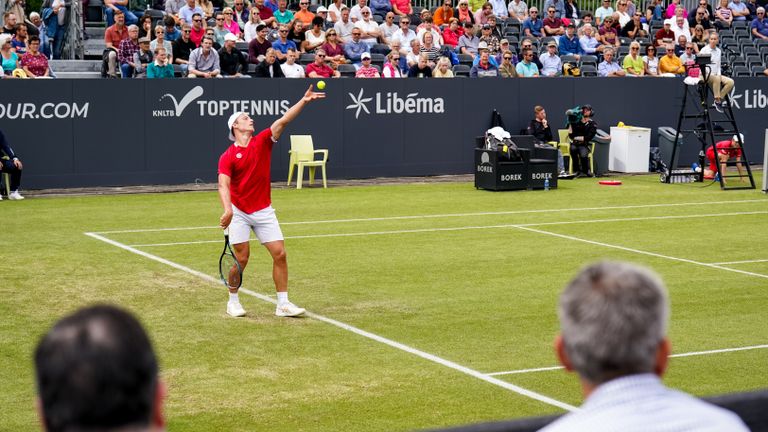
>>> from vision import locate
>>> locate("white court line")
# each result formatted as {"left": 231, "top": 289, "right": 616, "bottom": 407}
{"left": 94, "top": 199, "right": 768, "bottom": 234}
{"left": 124, "top": 211, "right": 768, "bottom": 248}
{"left": 513, "top": 226, "right": 768, "bottom": 280}
{"left": 487, "top": 344, "right": 768, "bottom": 376}
{"left": 84, "top": 231, "right": 578, "bottom": 412}
{"left": 710, "top": 259, "right": 768, "bottom": 265}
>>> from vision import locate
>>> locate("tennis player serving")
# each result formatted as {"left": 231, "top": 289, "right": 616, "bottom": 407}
{"left": 218, "top": 84, "right": 325, "bottom": 318}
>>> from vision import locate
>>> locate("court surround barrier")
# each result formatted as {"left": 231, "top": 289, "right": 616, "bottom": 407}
{"left": 0, "top": 78, "right": 766, "bottom": 190}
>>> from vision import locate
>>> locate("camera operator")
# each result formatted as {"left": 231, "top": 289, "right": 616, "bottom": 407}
{"left": 568, "top": 104, "right": 597, "bottom": 178}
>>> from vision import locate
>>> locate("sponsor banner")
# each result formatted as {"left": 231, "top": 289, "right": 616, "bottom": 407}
{"left": 1, "top": 78, "right": 766, "bottom": 189}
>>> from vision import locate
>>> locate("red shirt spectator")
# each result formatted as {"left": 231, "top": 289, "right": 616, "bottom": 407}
{"left": 305, "top": 61, "right": 335, "bottom": 77}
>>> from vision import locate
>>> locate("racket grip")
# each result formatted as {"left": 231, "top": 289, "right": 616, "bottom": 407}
{"left": 223, "top": 227, "right": 229, "bottom": 235}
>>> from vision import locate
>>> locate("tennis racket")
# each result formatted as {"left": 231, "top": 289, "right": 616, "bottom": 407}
{"left": 219, "top": 227, "right": 242, "bottom": 289}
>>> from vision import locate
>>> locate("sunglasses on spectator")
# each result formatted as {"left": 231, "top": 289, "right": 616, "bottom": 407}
{"left": 316, "top": 54, "right": 326, "bottom": 57}
{"left": 216, "top": 18, "right": 224, "bottom": 20}
{"left": 300, "top": 2, "right": 308, "bottom": 4}
{"left": 631, "top": 47, "right": 639, "bottom": 50}
{"left": 183, "top": 30, "right": 191, "bottom": 32}
{"left": 362, "top": 11, "right": 370, "bottom": 14}
{"left": 280, "top": 29, "right": 288, "bottom": 32}
{"left": 193, "top": 19, "right": 202, "bottom": 22}
{"left": 503, "top": 56, "right": 512, "bottom": 59}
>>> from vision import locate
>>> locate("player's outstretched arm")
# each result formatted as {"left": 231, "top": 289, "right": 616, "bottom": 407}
{"left": 270, "top": 84, "right": 326, "bottom": 140}
{"left": 218, "top": 173, "right": 234, "bottom": 228}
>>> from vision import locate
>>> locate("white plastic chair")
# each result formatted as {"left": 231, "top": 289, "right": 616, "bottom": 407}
{"left": 287, "top": 135, "right": 328, "bottom": 189}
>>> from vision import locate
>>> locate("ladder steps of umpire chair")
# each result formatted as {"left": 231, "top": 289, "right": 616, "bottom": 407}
{"left": 668, "top": 73, "right": 755, "bottom": 191}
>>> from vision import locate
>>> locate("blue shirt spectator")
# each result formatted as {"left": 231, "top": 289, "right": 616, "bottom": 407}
{"left": 516, "top": 59, "right": 539, "bottom": 76}
{"left": 751, "top": 9, "right": 768, "bottom": 38}
{"left": 728, "top": 0, "right": 748, "bottom": 20}
{"left": 272, "top": 38, "right": 297, "bottom": 54}
{"left": 343, "top": 36, "right": 368, "bottom": 63}
{"left": 579, "top": 31, "right": 601, "bottom": 54}
{"left": 523, "top": 11, "right": 543, "bottom": 37}
{"left": 559, "top": 29, "right": 583, "bottom": 56}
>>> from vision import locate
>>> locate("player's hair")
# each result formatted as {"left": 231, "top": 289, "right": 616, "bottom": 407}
{"left": 558, "top": 261, "right": 669, "bottom": 385}
{"left": 534, "top": 105, "right": 544, "bottom": 114}
{"left": 35, "top": 305, "right": 159, "bottom": 432}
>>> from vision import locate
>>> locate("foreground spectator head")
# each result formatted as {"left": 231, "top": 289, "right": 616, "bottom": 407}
{"left": 34, "top": 305, "right": 164, "bottom": 432}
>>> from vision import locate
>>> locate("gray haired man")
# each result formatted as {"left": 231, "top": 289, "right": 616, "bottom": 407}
{"left": 540, "top": 261, "right": 749, "bottom": 432}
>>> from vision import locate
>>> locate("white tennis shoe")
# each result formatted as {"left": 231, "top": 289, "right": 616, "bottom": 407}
{"left": 275, "top": 302, "right": 305, "bottom": 317}
{"left": 227, "top": 302, "right": 246, "bottom": 317}
{"left": 8, "top": 191, "right": 23, "bottom": 200}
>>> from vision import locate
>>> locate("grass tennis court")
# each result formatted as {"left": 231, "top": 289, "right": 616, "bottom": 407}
{"left": 3, "top": 173, "right": 768, "bottom": 431}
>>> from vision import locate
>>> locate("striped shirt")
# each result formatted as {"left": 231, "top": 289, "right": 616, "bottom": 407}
{"left": 539, "top": 374, "right": 749, "bottom": 432}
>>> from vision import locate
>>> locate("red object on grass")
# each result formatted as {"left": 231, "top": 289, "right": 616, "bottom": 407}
{"left": 598, "top": 180, "right": 622, "bottom": 186}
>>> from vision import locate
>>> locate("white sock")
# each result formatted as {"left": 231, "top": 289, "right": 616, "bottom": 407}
{"left": 229, "top": 292, "right": 239, "bottom": 304}
{"left": 277, "top": 292, "right": 288, "bottom": 305}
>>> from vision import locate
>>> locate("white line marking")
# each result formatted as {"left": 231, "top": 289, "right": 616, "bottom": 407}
{"left": 84, "top": 231, "right": 577, "bottom": 412}
{"left": 710, "top": 259, "right": 768, "bottom": 265}
{"left": 94, "top": 199, "right": 768, "bottom": 234}
{"left": 124, "top": 211, "right": 768, "bottom": 248}
{"left": 487, "top": 345, "right": 768, "bottom": 376}
{"left": 513, "top": 226, "right": 768, "bottom": 280}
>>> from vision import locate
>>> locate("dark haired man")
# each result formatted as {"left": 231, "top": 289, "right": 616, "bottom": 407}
{"left": 34, "top": 305, "right": 165, "bottom": 432}
{"left": 568, "top": 104, "right": 596, "bottom": 177}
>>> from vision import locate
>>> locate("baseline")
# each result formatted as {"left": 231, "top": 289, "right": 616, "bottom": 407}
{"left": 84, "top": 231, "right": 578, "bottom": 412}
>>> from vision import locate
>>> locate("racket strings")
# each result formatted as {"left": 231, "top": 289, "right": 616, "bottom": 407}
{"left": 220, "top": 253, "right": 242, "bottom": 289}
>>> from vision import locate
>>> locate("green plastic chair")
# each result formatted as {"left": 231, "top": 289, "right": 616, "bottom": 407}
{"left": 287, "top": 135, "right": 328, "bottom": 189}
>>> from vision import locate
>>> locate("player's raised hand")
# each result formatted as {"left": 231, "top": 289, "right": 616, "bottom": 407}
{"left": 302, "top": 84, "right": 326, "bottom": 103}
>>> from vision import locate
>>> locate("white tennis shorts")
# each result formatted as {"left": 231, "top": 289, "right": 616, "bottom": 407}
{"left": 229, "top": 205, "right": 284, "bottom": 245}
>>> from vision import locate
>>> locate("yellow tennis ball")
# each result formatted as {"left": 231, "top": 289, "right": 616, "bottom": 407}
{"left": 317, "top": 80, "right": 326, "bottom": 90}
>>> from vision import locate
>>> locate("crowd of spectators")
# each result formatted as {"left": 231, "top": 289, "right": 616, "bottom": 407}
{"left": 1, "top": 0, "right": 767, "bottom": 78}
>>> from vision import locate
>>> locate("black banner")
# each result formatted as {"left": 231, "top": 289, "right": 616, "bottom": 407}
{"left": 1, "top": 78, "right": 766, "bottom": 189}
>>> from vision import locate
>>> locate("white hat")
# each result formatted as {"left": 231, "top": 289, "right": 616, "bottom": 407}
{"left": 733, "top": 133, "right": 744, "bottom": 143}
{"left": 316, "top": 6, "right": 328, "bottom": 12}
{"left": 361, "top": 52, "right": 371, "bottom": 60}
{"left": 227, "top": 111, "right": 247, "bottom": 141}
{"left": 224, "top": 32, "right": 238, "bottom": 42}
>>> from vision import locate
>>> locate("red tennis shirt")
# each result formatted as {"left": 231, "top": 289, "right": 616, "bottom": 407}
{"left": 218, "top": 127, "right": 275, "bottom": 214}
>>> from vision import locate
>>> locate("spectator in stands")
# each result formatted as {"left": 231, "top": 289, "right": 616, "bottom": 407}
{"left": 2, "top": 11, "right": 17, "bottom": 36}
{"left": 598, "top": 46, "right": 625, "bottom": 75}
{"left": 150, "top": 25, "right": 173, "bottom": 59}
{"left": 350, "top": 0, "right": 368, "bottom": 22}
{"left": 10, "top": 23, "right": 27, "bottom": 55}
{"left": 163, "top": 16, "right": 180, "bottom": 43}
{"left": 138, "top": 14, "right": 154, "bottom": 41}
{"left": 431, "top": 56, "right": 453, "bottom": 77}
{"left": 689, "top": 5, "right": 713, "bottom": 31}
{"left": 28, "top": 13, "right": 49, "bottom": 57}
{"left": 253, "top": 47, "right": 283, "bottom": 76}
{"left": 0, "top": 128, "right": 23, "bottom": 199}
{"left": 678, "top": 42, "right": 696, "bottom": 64}
{"left": 598, "top": 16, "right": 620, "bottom": 47}
{"left": 172, "top": 24, "right": 196, "bottom": 74}
{"left": 1, "top": 34, "right": 19, "bottom": 77}
{"left": 407, "top": 52, "right": 432, "bottom": 76}
{"left": 35, "top": 305, "right": 166, "bottom": 432}
{"left": 730, "top": 0, "right": 749, "bottom": 21}
{"left": 543, "top": 5, "right": 565, "bottom": 35}
{"left": 117, "top": 25, "right": 140, "bottom": 78}
{"left": 434, "top": 0, "right": 454, "bottom": 26}
{"left": 690, "top": 24, "right": 706, "bottom": 52}
{"left": 233, "top": 0, "right": 250, "bottom": 30}
{"left": 273, "top": 0, "right": 294, "bottom": 25}
{"left": 498, "top": 50, "right": 517, "bottom": 76}
{"left": 486, "top": 0, "right": 507, "bottom": 20}
{"left": 478, "top": 23, "right": 499, "bottom": 54}
{"left": 344, "top": 27, "right": 369, "bottom": 65}
{"left": 458, "top": 22, "right": 479, "bottom": 57}
{"left": 294, "top": 0, "right": 315, "bottom": 27}
{"left": 222, "top": 7, "right": 242, "bottom": 39}
{"left": 643, "top": 44, "right": 659, "bottom": 75}
{"left": 328, "top": 0, "right": 345, "bottom": 23}
{"left": 659, "top": 43, "right": 685, "bottom": 75}
{"left": 745, "top": 0, "right": 758, "bottom": 20}
{"left": 700, "top": 33, "right": 733, "bottom": 112}
{"left": 166, "top": 0, "right": 184, "bottom": 23}
{"left": 522, "top": 7, "right": 542, "bottom": 37}
{"left": 212, "top": 13, "right": 231, "bottom": 46}
{"left": 179, "top": 0, "right": 204, "bottom": 25}
{"left": 564, "top": 0, "right": 580, "bottom": 24}
{"left": 577, "top": 12, "right": 593, "bottom": 32}
{"left": 40, "top": 1, "right": 63, "bottom": 60}
{"left": 594, "top": 0, "right": 613, "bottom": 25}
{"left": 252, "top": 0, "right": 276, "bottom": 27}
{"left": 520, "top": 37, "right": 542, "bottom": 68}
{"left": 355, "top": 7, "right": 380, "bottom": 46}
{"left": 670, "top": 16, "right": 691, "bottom": 44}
{"left": 474, "top": 2, "right": 495, "bottom": 25}
{"left": 248, "top": 24, "right": 271, "bottom": 63}
{"left": 370, "top": 0, "right": 391, "bottom": 17}
{"left": 417, "top": 18, "right": 444, "bottom": 46}
{"left": 380, "top": 12, "right": 398, "bottom": 45}
{"left": 579, "top": 23, "right": 603, "bottom": 54}
{"left": 540, "top": 261, "right": 750, "bottom": 432}
{"left": 281, "top": 48, "right": 305, "bottom": 77}
{"left": 540, "top": 40, "right": 561, "bottom": 75}
{"left": 615, "top": 0, "right": 631, "bottom": 26}
{"left": 384, "top": 49, "right": 405, "bottom": 76}
{"left": 715, "top": 0, "right": 734, "bottom": 28}
{"left": 507, "top": 0, "right": 528, "bottom": 20}
{"left": 244, "top": 9, "right": 263, "bottom": 42}
{"left": 355, "top": 51, "right": 380, "bottom": 76}
{"left": 665, "top": 0, "right": 685, "bottom": 18}
{"left": 188, "top": 36, "right": 221, "bottom": 77}
{"left": 104, "top": 0, "right": 139, "bottom": 27}
{"left": 622, "top": 40, "right": 644, "bottom": 75}
{"left": 133, "top": 37, "right": 153, "bottom": 77}
{"left": 304, "top": 16, "right": 327, "bottom": 52}
{"left": 392, "top": 0, "right": 412, "bottom": 17}
{"left": 622, "top": 11, "right": 646, "bottom": 38}
{"left": 306, "top": 48, "right": 341, "bottom": 76}
{"left": 219, "top": 33, "right": 249, "bottom": 77}
{"left": 655, "top": 20, "right": 675, "bottom": 46}
{"left": 272, "top": 24, "right": 297, "bottom": 61}
{"left": 559, "top": 23, "right": 582, "bottom": 59}
{"left": 456, "top": 0, "right": 476, "bottom": 24}
{"left": 495, "top": 38, "right": 515, "bottom": 63}
{"left": 321, "top": 29, "right": 346, "bottom": 65}
{"left": 198, "top": 0, "right": 214, "bottom": 20}
{"left": 205, "top": 27, "right": 222, "bottom": 50}
{"left": 515, "top": 47, "right": 539, "bottom": 76}
{"left": 335, "top": 7, "right": 355, "bottom": 42}
{"left": 147, "top": 46, "right": 175, "bottom": 78}
{"left": 419, "top": 31, "right": 440, "bottom": 66}
{"left": 188, "top": 13, "right": 206, "bottom": 46}
{"left": 544, "top": 0, "right": 565, "bottom": 18}
{"left": 752, "top": 7, "right": 768, "bottom": 39}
